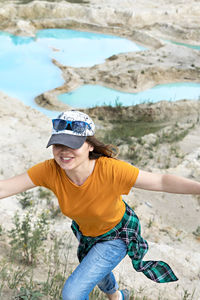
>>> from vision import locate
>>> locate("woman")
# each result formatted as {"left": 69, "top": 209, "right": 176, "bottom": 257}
{"left": 0, "top": 110, "right": 200, "bottom": 300}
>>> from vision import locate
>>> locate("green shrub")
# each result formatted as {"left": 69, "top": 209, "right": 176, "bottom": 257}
{"left": 0, "top": 224, "right": 3, "bottom": 236}
{"left": 103, "top": 119, "right": 164, "bottom": 145}
{"left": 14, "top": 286, "right": 44, "bottom": 300}
{"left": 9, "top": 210, "right": 49, "bottom": 265}
{"left": 17, "top": 191, "right": 34, "bottom": 209}
{"left": 193, "top": 226, "right": 200, "bottom": 238}
{"left": 37, "top": 187, "right": 53, "bottom": 201}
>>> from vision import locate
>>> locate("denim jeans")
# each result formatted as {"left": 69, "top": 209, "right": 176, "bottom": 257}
{"left": 62, "top": 239, "right": 127, "bottom": 300}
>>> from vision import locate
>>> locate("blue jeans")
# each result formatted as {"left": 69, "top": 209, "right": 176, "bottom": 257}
{"left": 62, "top": 239, "right": 127, "bottom": 300}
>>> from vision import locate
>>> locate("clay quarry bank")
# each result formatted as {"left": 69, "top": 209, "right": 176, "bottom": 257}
{"left": 0, "top": 0, "right": 200, "bottom": 111}
{"left": 0, "top": 0, "right": 200, "bottom": 299}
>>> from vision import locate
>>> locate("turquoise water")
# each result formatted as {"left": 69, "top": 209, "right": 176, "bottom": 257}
{"left": 0, "top": 30, "right": 64, "bottom": 117}
{"left": 36, "top": 29, "right": 146, "bottom": 67}
{"left": 166, "top": 40, "right": 200, "bottom": 51}
{"left": 58, "top": 82, "right": 200, "bottom": 108}
{"left": 0, "top": 29, "right": 146, "bottom": 117}
{"left": 0, "top": 29, "right": 200, "bottom": 115}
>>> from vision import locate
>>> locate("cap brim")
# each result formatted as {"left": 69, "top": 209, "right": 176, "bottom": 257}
{"left": 46, "top": 134, "right": 86, "bottom": 149}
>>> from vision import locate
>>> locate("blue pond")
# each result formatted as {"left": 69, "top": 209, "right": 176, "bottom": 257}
{"left": 166, "top": 40, "right": 200, "bottom": 51}
{"left": 0, "top": 29, "right": 145, "bottom": 117}
{"left": 36, "top": 29, "right": 146, "bottom": 67}
{"left": 58, "top": 82, "right": 200, "bottom": 108}
{"left": 0, "top": 29, "right": 200, "bottom": 116}
{"left": 0, "top": 30, "right": 64, "bottom": 117}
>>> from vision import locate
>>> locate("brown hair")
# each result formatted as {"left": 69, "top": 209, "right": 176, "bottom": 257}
{"left": 86, "top": 136, "right": 118, "bottom": 159}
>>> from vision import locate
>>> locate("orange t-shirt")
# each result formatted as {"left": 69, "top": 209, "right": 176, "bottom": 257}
{"left": 27, "top": 157, "right": 139, "bottom": 237}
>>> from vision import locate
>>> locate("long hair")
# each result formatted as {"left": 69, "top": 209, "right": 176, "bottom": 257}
{"left": 86, "top": 136, "right": 118, "bottom": 159}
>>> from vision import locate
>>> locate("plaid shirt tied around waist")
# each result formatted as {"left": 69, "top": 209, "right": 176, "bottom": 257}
{"left": 71, "top": 202, "right": 178, "bottom": 283}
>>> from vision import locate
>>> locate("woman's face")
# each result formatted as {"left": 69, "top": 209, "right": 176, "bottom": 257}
{"left": 52, "top": 142, "right": 94, "bottom": 172}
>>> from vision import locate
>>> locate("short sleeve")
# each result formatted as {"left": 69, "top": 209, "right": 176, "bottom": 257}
{"left": 109, "top": 158, "right": 139, "bottom": 195}
{"left": 27, "top": 159, "right": 56, "bottom": 189}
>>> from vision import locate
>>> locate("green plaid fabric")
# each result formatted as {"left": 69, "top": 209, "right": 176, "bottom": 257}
{"left": 71, "top": 202, "right": 178, "bottom": 283}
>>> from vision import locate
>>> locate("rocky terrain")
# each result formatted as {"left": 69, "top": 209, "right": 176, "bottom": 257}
{"left": 35, "top": 43, "right": 200, "bottom": 111}
{"left": 0, "top": 0, "right": 200, "bottom": 299}
{"left": 0, "top": 0, "right": 200, "bottom": 110}
{"left": 0, "top": 91, "right": 200, "bottom": 299}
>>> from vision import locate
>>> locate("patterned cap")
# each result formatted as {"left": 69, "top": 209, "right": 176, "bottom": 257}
{"left": 46, "top": 110, "right": 95, "bottom": 149}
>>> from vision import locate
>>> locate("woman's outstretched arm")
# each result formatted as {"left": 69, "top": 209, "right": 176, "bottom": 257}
{"left": 0, "top": 172, "right": 36, "bottom": 200}
{"left": 134, "top": 170, "right": 200, "bottom": 194}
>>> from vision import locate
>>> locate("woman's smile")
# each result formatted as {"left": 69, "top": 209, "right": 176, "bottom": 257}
{"left": 57, "top": 151, "right": 76, "bottom": 167}
{"left": 60, "top": 156, "right": 74, "bottom": 162}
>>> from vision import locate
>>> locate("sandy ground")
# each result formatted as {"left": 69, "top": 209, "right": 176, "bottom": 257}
{"left": 0, "top": 0, "right": 200, "bottom": 298}
{"left": 0, "top": 92, "right": 200, "bottom": 299}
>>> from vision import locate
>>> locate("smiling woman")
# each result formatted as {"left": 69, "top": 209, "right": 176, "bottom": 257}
{"left": 52, "top": 143, "right": 95, "bottom": 185}
{"left": 1, "top": 109, "right": 200, "bottom": 299}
